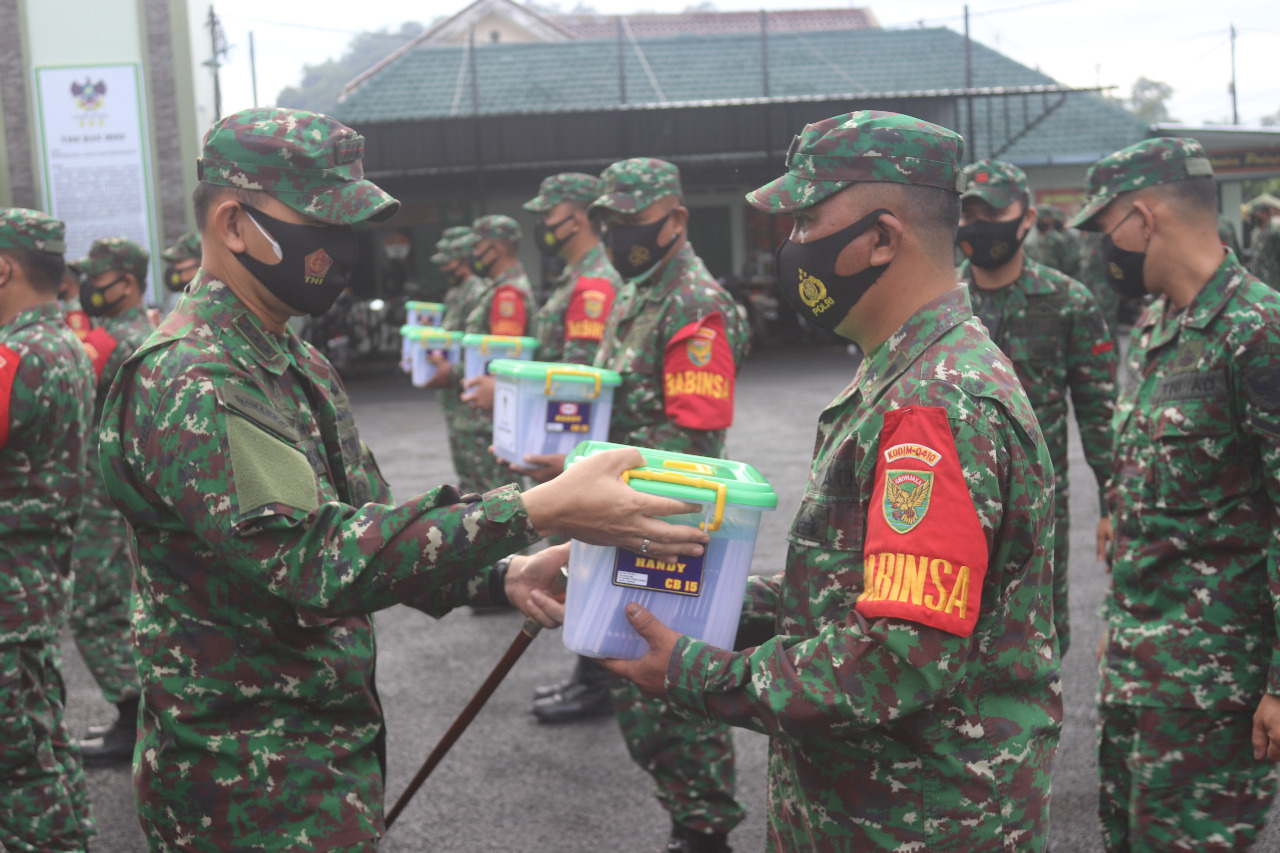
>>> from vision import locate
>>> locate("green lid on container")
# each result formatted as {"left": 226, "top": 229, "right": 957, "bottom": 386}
{"left": 461, "top": 333, "right": 539, "bottom": 355}
{"left": 566, "top": 441, "right": 778, "bottom": 510}
{"left": 406, "top": 301, "right": 444, "bottom": 313}
{"left": 489, "top": 359, "right": 622, "bottom": 388}
{"left": 400, "top": 325, "right": 459, "bottom": 343}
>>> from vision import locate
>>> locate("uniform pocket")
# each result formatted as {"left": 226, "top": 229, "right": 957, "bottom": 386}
{"left": 1149, "top": 390, "right": 1252, "bottom": 512}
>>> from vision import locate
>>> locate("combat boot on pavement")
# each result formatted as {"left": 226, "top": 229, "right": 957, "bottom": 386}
{"left": 79, "top": 694, "right": 139, "bottom": 765}
{"left": 667, "top": 821, "right": 732, "bottom": 853}
{"left": 531, "top": 655, "right": 612, "bottom": 723}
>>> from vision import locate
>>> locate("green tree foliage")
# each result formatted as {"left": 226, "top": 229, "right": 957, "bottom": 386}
{"left": 276, "top": 22, "right": 425, "bottom": 114}
{"left": 1126, "top": 76, "right": 1174, "bottom": 124}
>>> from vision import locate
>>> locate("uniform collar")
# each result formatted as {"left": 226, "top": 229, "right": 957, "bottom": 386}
{"left": 1143, "top": 249, "right": 1243, "bottom": 350}
{"left": 857, "top": 286, "right": 974, "bottom": 398}
{"left": 101, "top": 304, "right": 149, "bottom": 330}
{"left": 5, "top": 299, "right": 64, "bottom": 332}
{"left": 560, "top": 243, "right": 608, "bottom": 283}
{"left": 960, "top": 257, "right": 1057, "bottom": 298}
{"left": 170, "top": 270, "right": 292, "bottom": 375}
{"left": 637, "top": 242, "right": 697, "bottom": 303}
{"left": 489, "top": 262, "right": 527, "bottom": 289}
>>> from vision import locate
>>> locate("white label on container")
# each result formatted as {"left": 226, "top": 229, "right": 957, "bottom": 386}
{"left": 493, "top": 384, "right": 518, "bottom": 451}
{"left": 615, "top": 570, "right": 650, "bottom": 587}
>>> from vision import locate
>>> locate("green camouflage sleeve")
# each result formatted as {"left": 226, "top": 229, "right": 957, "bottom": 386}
{"left": 1063, "top": 282, "right": 1118, "bottom": 512}
{"left": 103, "top": 349, "right": 539, "bottom": 618}
{"left": 666, "top": 411, "right": 1013, "bottom": 736}
{"left": 1251, "top": 230, "right": 1280, "bottom": 291}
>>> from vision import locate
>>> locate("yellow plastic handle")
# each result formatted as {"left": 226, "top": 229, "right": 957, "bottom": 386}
{"left": 480, "top": 336, "right": 523, "bottom": 356}
{"left": 545, "top": 367, "right": 601, "bottom": 398}
{"left": 662, "top": 459, "right": 715, "bottom": 475}
{"left": 621, "top": 469, "right": 726, "bottom": 532}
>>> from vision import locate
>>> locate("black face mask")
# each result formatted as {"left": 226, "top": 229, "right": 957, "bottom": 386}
{"left": 774, "top": 208, "right": 892, "bottom": 331}
{"left": 1100, "top": 209, "right": 1149, "bottom": 299}
{"left": 534, "top": 214, "right": 579, "bottom": 257}
{"left": 956, "top": 217, "right": 1026, "bottom": 269}
{"left": 472, "top": 244, "right": 497, "bottom": 277}
{"left": 80, "top": 275, "right": 127, "bottom": 317}
{"left": 604, "top": 213, "right": 675, "bottom": 280}
{"left": 234, "top": 205, "right": 359, "bottom": 317}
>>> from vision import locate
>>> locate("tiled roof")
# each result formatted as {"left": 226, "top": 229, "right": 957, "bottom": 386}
{"left": 334, "top": 27, "right": 1150, "bottom": 166}
{"left": 556, "top": 9, "right": 877, "bottom": 40}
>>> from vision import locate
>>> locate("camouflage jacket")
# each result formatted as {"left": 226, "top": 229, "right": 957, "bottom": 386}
{"left": 1025, "top": 228, "right": 1080, "bottom": 279}
{"left": 463, "top": 263, "right": 536, "bottom": 339}
{"left": 593, "top": 242, "right": 749, "bottom": 457}
{"left": 666, "top": 287, "right": 1061, "bottom": 851}
{"left": 441, "top": 273, "right": 487, "bottom": 332}
{"left": 1250, "top": 226, "right": 1280, "bottom": 290}
{"left": 533, "top": 243, "right": 620, "bottom": 365}
{"left": 1102, "top": 252, "right": 1280, "bottom": 710}
{"left": 961, "top": 258, "right": 1116, "bottom": 511}
{"left": 0, "top": 301, "right": 94, "bottom": 643}
{"left": 97, "top": 272, "right": 540, "bottom": 849}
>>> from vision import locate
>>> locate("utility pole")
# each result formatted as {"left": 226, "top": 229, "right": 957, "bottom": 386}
{"left": 249, "top": 31, "right": 258, "bottom": 108}
{"left": 1229, "top": 23, "right": 1239, "bottom": 125}
{"left": 204, "top": 6, "right": 229, "bottom": 120}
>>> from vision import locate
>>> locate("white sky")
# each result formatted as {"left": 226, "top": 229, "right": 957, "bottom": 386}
{"left": 204, "top": 0, "right": 1280, "bottom": 126}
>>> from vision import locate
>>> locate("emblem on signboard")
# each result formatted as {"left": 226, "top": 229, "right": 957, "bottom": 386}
{"left": 71, "top": 79, "right": 107, "bottom": 111}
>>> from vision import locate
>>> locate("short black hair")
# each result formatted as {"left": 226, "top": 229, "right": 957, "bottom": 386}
{"left": 899, "top": 184, "right": 962, "bottom": 247}
{"left": 192, "top": 181, "right": 271, "bottom": 232}
{"left": 0, "top": 248, "right": 66, "bottom": 294}
{"left": 1149, "top": 176, "right": 1218, "bottom": 219}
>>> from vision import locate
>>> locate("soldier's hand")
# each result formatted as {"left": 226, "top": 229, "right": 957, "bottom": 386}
{"left": 462, "top": 375, "right": 495, "bottom": 411}
{"left": 1096, "top": 516, "right": 1114, "bottom": 572}
{"left": 521, "top": 447, "right": 710, "bottom": 559}
{"left": 505, "top": 544, "right": 569, "bottom": 629}
{"left": 517, "top": 453, "right": 568, "bottom": 483}
{"left": 1252, "top": 694, "right": 1280, "bottom": 761}
{"left": 599, "top": 603, "right": 679, "bottom": 699}
{"left": 423, "top": 357, "right": 453, "bottom": 389}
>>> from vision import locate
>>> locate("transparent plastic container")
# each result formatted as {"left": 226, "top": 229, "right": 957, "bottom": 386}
{"left": 400, "top": 326, "right": 461, "bottom": 388}
{"left": 461, "top": 333, "right": 538, "bottom": 381}
{"left": 405, "top": 301, "right": 444, "bottom": 327}
{"left": 489, "top": 360, "right": 622, "bottom": 469}
{"left": 561, "top": 442, "right": 778, "bottom": 660}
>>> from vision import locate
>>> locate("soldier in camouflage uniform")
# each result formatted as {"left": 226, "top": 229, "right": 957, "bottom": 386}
{"left": 955, "top": 159, "right": 1117, "bottom": 656}
{"left": 160, "top": 231, "right": 202, "bottom": 295}
{"left": 65, "top": 238, "right": 158, "bottom": 764}
{"left": 603, "top": 111, "right": 1062, "bottom": 851}
{"left": 518, "top": 173, "right": 622, "bottom": 723}
{"left": 95, "top": 106, "right": 710, "bottom": 851}
{"left": 0, "top": 208, "right": 97, "bottom": 851}
{"left": 1076, "top": 138, "right": 1280, "bottom": 851}
{"left": 590, "top": 158, "right": 752, "bottom": 853}
{"left": 1246, "top": 194, "right": 1280, "bottom": 288}
{"left": 1025, "top": 205, "right": 1079, "bottom": 278}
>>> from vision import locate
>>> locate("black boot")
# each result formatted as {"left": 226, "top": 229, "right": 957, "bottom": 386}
{"left": 532, "top": 655, "right": 599, "bottom": 701}
{"left": 79, "top": 696, "right": 139, "bottom": 766}
{"left": 531, "top": 656, "right": 612, "bottom": 723}
{"left": 666, "top": 822, "right": 732, "bottom": 853}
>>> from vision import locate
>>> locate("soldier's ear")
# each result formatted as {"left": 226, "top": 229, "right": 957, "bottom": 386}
{"left": 215, "top": 200, "right": 251, "bottom": 254}
{"left": 866, "top": 212, "right": 903, "bottom": 267}
{"left": 0, "top": 255, "right": 11, "bottom": 288}
{"left": 668, "top": 205, "right": 689, "bottom": 235}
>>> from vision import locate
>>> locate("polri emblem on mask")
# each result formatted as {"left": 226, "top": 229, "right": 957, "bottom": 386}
{"left": 798, "top": 270, "right": 834, "bottom": 314}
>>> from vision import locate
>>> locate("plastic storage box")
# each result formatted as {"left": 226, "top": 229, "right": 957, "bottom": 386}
{"left": 461, "top": 333, "right": 538, "bottom": 381}
{"left": 404, "top": 301, "right": 444, "bottom": 327}
{"left": 399, "top": 326, "right": 461, "bottom": 388}
{"left": 488, "top": 360, "right": 622, "bottom": 468}
{"left": 561, "top": 442, "right": 778, "bottom": 660}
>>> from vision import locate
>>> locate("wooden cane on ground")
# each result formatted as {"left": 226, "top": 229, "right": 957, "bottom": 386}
{"left": 385, "top": 567, "right": 567, "bottom": 829}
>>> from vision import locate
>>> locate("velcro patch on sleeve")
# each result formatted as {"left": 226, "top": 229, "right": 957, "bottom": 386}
{"left": 0, "top": 344, "right": 20, "bottom": 450}
{"left": 662, "top": 312, "right": 735, "bottom": 431}
{"left": 81, "top": 327, "right": 118, "bottom": 382}
{"left": 565, "top": 276, "right": 616, "bottom": 342}
{"left": 856, "top": 406, "right": 989, "bottom": 637}
{"left": 489, "top": 285, "right": 527, "bottom": 337}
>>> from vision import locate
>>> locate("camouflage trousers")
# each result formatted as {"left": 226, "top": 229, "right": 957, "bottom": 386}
{"left": 0, "top": 640, "right": 97, "bottom": 851}
{"left": 610, "top": 676, "right": 745, "bottom": 834}
{"left": 1097, "top": 704, "right": 1278, "bottom": 852}
{"left": 69, "top": 498, "right": 141, "bottom": 704}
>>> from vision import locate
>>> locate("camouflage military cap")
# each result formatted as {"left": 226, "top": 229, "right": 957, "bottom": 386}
{"left": 747, "top": 111, "right": 966, "bottom": 214}
{"left": 197, "top": 107, "right": 400, "bottom": 226}
{"left": 431, "top": 233, "right": 479, "bottom": 265}
{"left": 523, "top": 173, "right": 602, "bottom": 213}
{"left": 960, "top": 159, "right": 1028, "bottom": 209}
{"left": 1040, "top": 206, "right": 1066, "bottom": 224}
{"left": 472, "top": 215, "right": 521, "bottom": 245}
{"left": 441, "top": 226, "right": 473, "bottom": 242}
{"left": 590, "top": 159, "right": 683, "bottom": 214}
{"left": 0, "top": 208, "right": 66, "bottom": 254}
{"left": 159, "top": 231, "right": 201, "bottom": 264}
{"left": 1070, "top": 137, "right": 1214, "bottom": 231}
{"left": 70, "top": 237, "right": 149, "bottom": 279}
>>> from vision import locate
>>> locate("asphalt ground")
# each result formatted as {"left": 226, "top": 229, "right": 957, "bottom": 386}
{"left": 61, "top": 343, "right": 1280, "bottom": 851}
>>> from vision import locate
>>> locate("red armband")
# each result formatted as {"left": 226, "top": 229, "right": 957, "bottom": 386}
{"left": 0, "top": 344, "right": 20, "bottom": 450}
{"left": 856, "top": 406, "right": 989, "bottom": 637}
{"left": 662, "top": 312, "right": 735, "bottom": 431}
{"left": 489, "top": 285, "right": 527, "bottom": 337}
{"left": 81, "top": 327, "right": 118, "bottom": 382}
{"left": 64, "top": 310, "right": 92, "bottom": 341}
{"left": 565, "top": 276, "right": 615, "bottom": 342}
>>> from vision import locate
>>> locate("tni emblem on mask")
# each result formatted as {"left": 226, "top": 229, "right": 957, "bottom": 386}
{"left": 1108, "top": 261, "right": 1124, "bottom": 280}
{"left": 990, "top": 240, "right": 1010, "bottom": 261}
{"left": 797, "top": 269, "right": 835, "bottom": 314}
{"left": 687, "top": 328, "right": 715, "bottom": 366}
{"left": 883, "top": 470, "right": 933, "bottom": 534}
{"left": 628, "top": 245, "right": 651, "bottom": 267}
{"left": 305, "top": 250, "right": 333, "bottom": 285}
